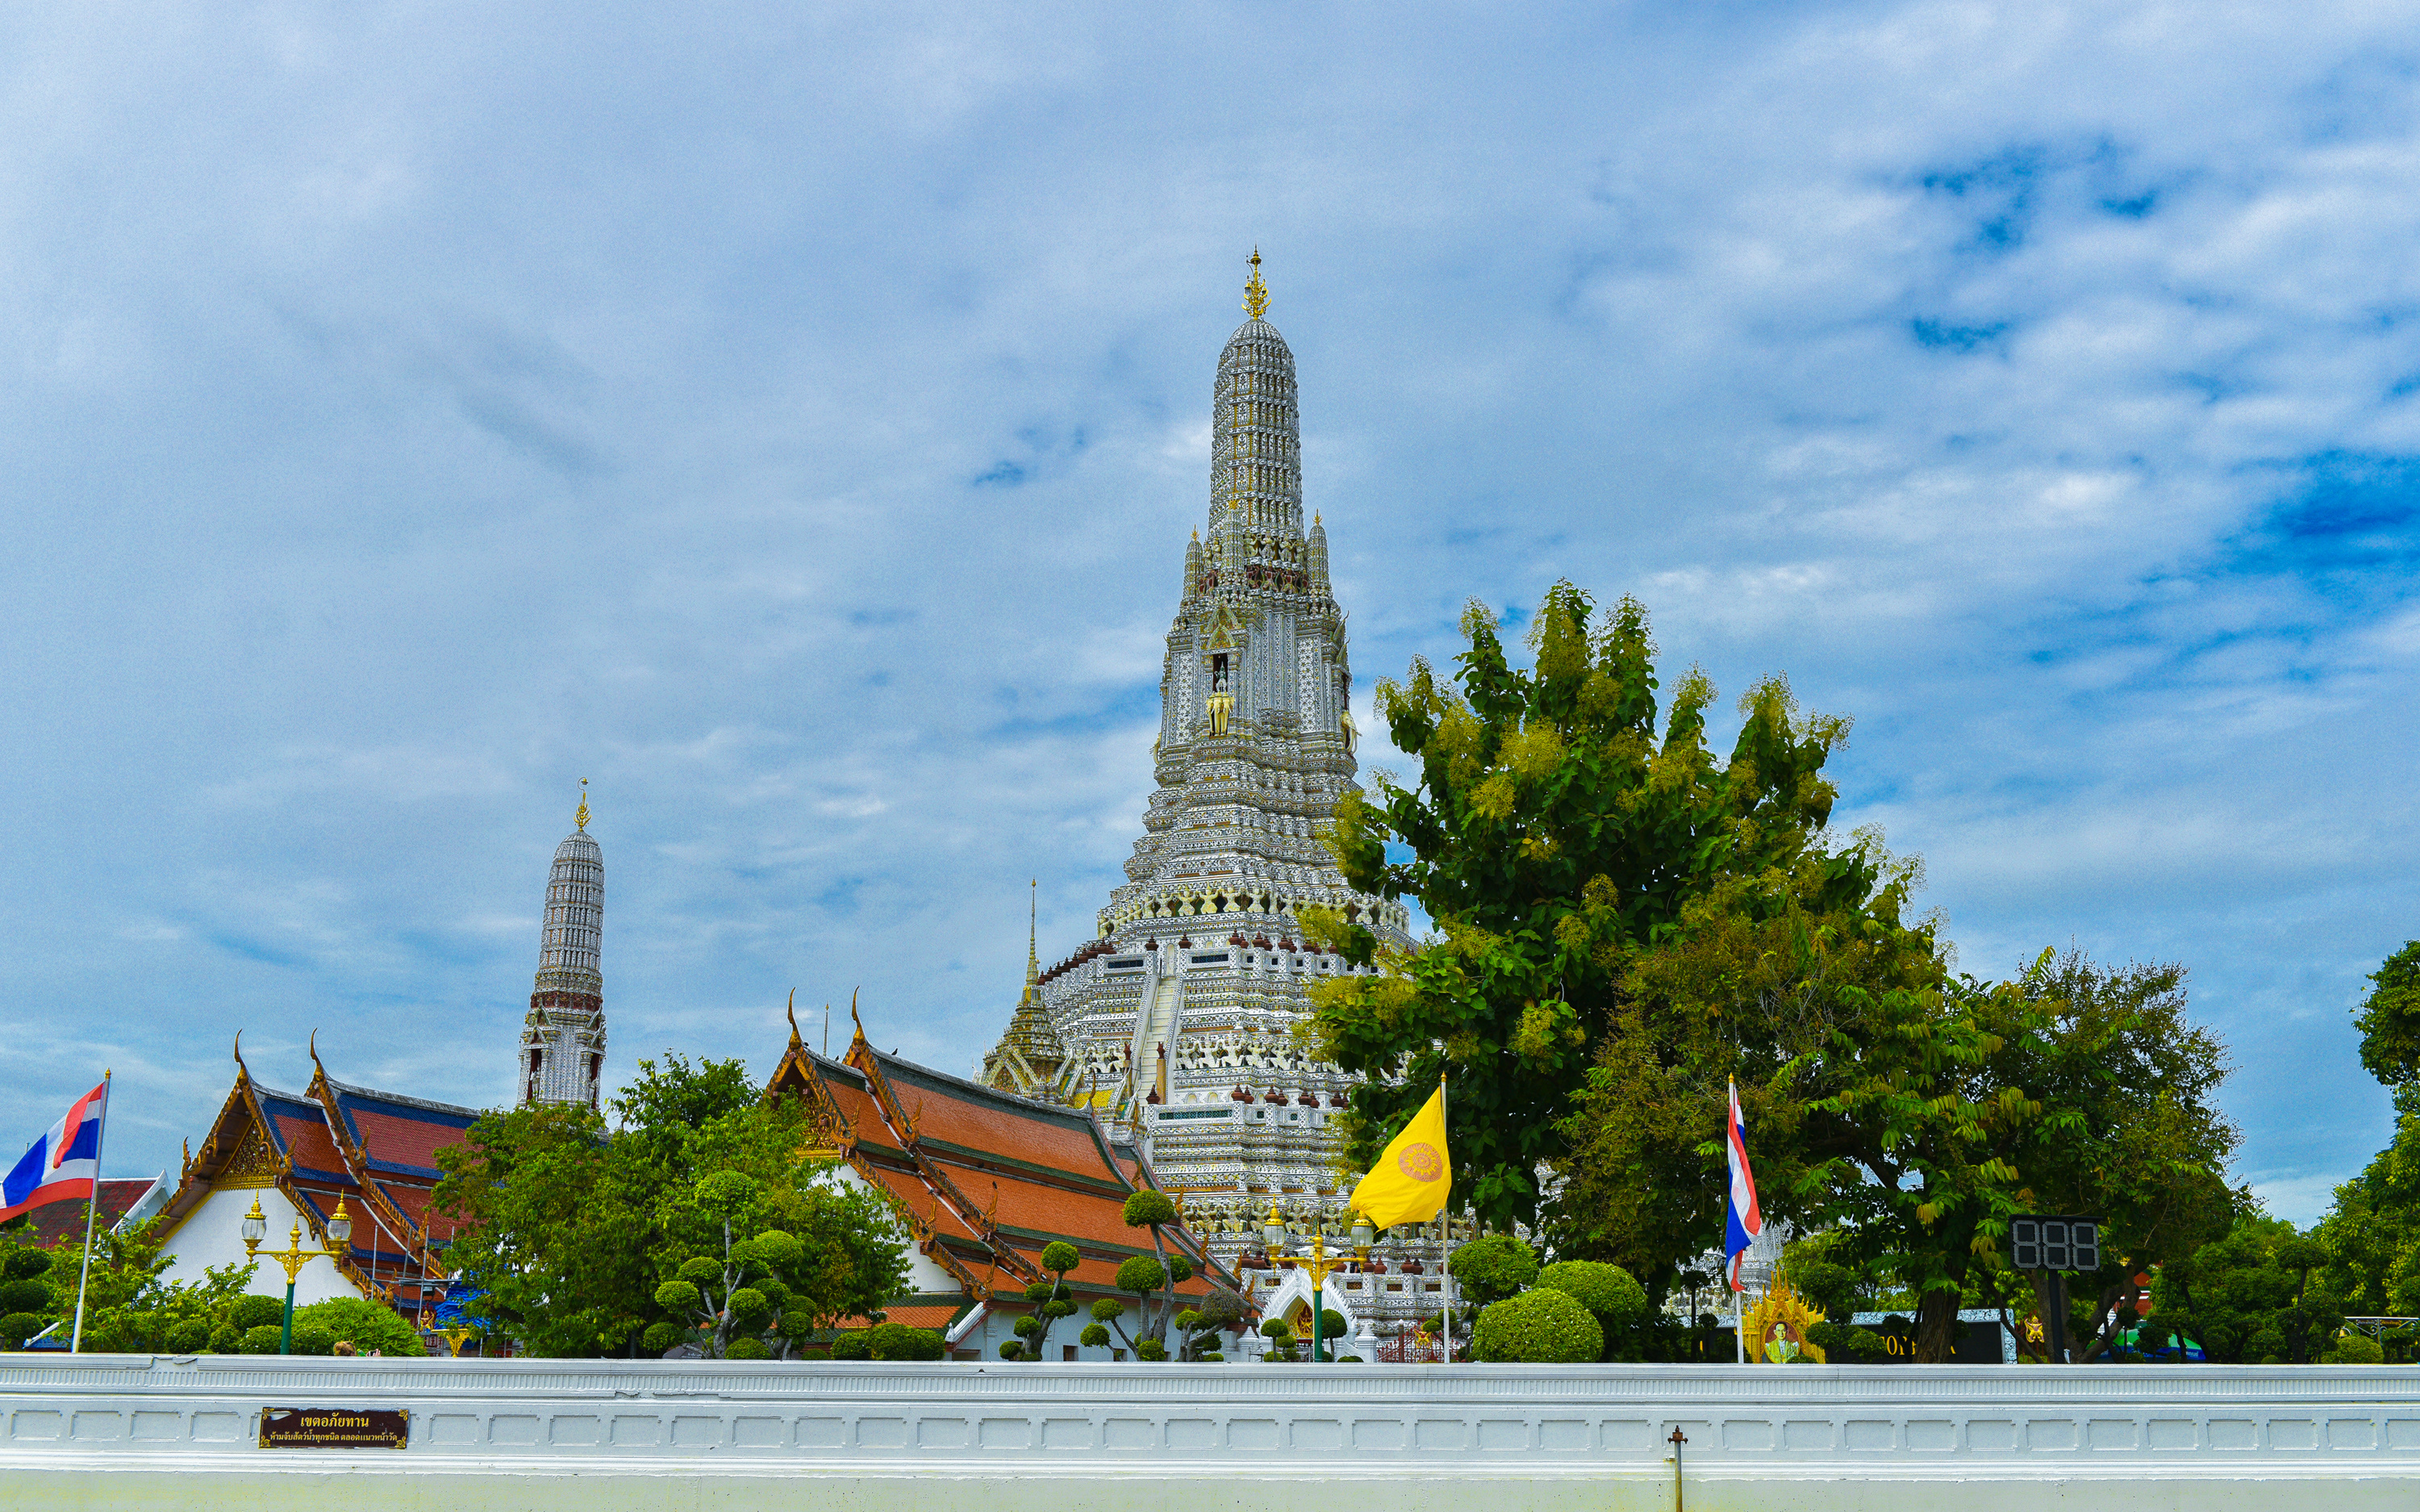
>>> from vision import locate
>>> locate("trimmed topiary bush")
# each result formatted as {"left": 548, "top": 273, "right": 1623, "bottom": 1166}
{"left": 1533, "top": 1260, "right": 1646, "bottom": 1359}
{"left": 1121, "top": 1190, "right": 1178, "bottom": 1228}
{"left": 864, "top": 1322, "right": 944, "bottom": 1361}
{"left": 1115, "top": 1255, "right": 1166, "bottom": 1294}
{"left": 291, "top": 1297, "right": 428, "bottom": 1357}
{"left": 1079, "top": 1324, "right": 1110, "bottom": 1347}
{"left": 240, "top": 1324, "right": 285, "bottom": 1355}
{"left": 0, "top": 1313, "right": 44, "bottom": 1348}
{"left": 828, "top": 1329, "right": 873, "bottom": 1360}
{"left": 289, "top": 1323, "right": 335, "bottom": 1356}
{"left": 2326, "top": 1331, "right": 2385, "bottom": 1364}
{"left": 1449, "top": 1235, "right": 1539, "bottom": 1306}
{"left": 227, "top": 1294, "right": 285, "bottom": 1332}
{"left": 0, "top": 1279, "right": 49, "bottom": 1315}
{"left": 725, "top": 1336, "right": 773, "bottom": 1360}
{"left": 1471, "top": 1289, "right": 1602, "bottom": 1364}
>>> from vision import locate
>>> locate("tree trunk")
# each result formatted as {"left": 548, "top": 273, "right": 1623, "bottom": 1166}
{"left": 1914, "top": 1288, "right": 1963, "bottom": 1363}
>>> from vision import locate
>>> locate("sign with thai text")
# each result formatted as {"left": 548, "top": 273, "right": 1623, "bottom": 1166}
{"left": 258, "top": 1406, "right": 408, "bottom": 1449}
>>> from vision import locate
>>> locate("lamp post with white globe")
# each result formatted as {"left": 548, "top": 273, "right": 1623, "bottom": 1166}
{"left": 241, "top": 1196, "right": 353, "bottom": 1355}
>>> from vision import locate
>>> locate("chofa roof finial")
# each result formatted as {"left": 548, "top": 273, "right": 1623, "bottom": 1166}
{"left": 786, "top": 989, "right": 800, "bottom": 1048}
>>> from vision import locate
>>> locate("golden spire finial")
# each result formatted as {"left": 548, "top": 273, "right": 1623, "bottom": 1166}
{"left": 575, "top": 778, "right": 590, "bottom": 831}
{"left": 1242, "top": 248, "right": 1269, "bottom": 321}
{"left": 1024, "top": 881, "right": 1041, "bottom": 1003}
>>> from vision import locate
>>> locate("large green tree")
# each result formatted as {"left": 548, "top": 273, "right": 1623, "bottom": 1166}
{"left": 1304, "top": 583, "right": 1850, "bottom": 1231}
{"left": 2318, "top": 941, "right": 2420, "bottom": 1318}
{"left": 435, "top": 1052, "right": 906, "bottom": 1357}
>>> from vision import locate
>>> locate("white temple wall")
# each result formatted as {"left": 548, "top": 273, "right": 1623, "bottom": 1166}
{"left": 155, "top": 1186, "right": 362, "bottom": 1306}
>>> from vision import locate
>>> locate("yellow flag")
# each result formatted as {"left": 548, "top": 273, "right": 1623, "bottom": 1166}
{"left": 1349, "top": 1081, "right": 1451, "bottom": 1229}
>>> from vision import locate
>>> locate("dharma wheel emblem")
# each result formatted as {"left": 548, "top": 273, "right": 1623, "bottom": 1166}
{"left": 1396, "top": 1142, "right": 1443, "bottom": 1182}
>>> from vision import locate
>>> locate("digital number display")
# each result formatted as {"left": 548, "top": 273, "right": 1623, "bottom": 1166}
{"left": 2010, "top": 1215, "right": 2101, "bottom": 1272}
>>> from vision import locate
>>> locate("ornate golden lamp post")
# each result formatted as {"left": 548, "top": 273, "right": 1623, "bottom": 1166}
{"left": 241, "top": 1196, "right": 353, "bottom": 1355}
{"left": 1264, "top": 1203, "right": 1359, "bottom": 1362}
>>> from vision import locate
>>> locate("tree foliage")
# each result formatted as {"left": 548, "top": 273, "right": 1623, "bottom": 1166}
{"left": 2149, "top": 1215, "right": 2343, "bottom": 1364}
{"left": 1471, "top": 1287, "right": 1602, "bottom": 1364}
{"left": 1304, "top": 583, "right": 1850, "bottom": 1231}
{"left": 435, "top": 1052, "right": 908, "bottom": 1357}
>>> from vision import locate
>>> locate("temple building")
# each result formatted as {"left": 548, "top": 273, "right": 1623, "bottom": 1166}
{"left": 978, "top": 256, "right": 1437, "bottom": 1293}
{"left": 518, "top": 786, "right": 607, "bottom": 1110}
{"left": 770, "top": 1006, "right": 1229, "bottom": 1360}
{"left": 152, "top": 1036, "right": 476, "bottom": 1316}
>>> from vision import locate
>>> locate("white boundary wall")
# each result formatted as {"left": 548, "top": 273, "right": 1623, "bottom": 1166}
{"left": 2, "top": 1354, "right": 2417, "bottom": 1510}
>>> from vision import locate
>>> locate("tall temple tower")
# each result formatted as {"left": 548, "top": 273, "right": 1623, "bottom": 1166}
{"left": 980, "top": 255, "right": 1414, "bottom": 1276}
{"left": 518, "top": 784, "right": 607, "bottom": 1110}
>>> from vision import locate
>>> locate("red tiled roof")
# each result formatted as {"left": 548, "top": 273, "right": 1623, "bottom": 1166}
{"left": 347, "top": 1106, "right": 472, "bottom": 1174}
{"left": 23, "top": 1180, "right": 155, "bottom": 1248}
{"left": 271, "top": 1111, "right": 347, "bottom": 1177}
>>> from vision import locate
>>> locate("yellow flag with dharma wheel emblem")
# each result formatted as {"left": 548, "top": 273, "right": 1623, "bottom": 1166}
{"left": 1349, "top": 1080, "right": 1451, "bottom": 1229}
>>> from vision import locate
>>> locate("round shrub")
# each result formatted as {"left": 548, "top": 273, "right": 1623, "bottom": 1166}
{"left": 1805, "top": 1321, "right": 1888, "bottom": 1364}
{"left": 165, "top": 1318, "right": 213, "bottom": 1355}
{"left": 1042, "top": 1299, "right": 1076, "bottom": 1319}
{"left": 0, "top": 1279, "right": 49, "bottom": 1315}
{"left": 239, "top": 1324, "right": 285, "bottom": 1355}
{"left": 865, "top": 1322, "right": 944, "bottom": 1361}
{"left": 753, "top": 1229, "right": 803, "bottom": 1269}
{"left": 828, "top": 1330, "right": 872, "bottom": 1360}
{"left": 727, "top": 1289, "right": 771, "bottom": 1325}
{"left": 291, "top": 1297, "right": 427, "bottom": 1356}
{"left": 655, "top": 1280, "right": 700, "bottom": 1311}
{"left": 1535, "top": 1261, "right": 1646, "bottom": 1327}
{"left": 1013, "top": 1315, "right": 1043, "bottom": 1339}
{"left": 0, "top": 1313, "right": 44, "bottom": 1347}
{"left": 642, "top": 1322, "right": 684, "bottom": 1354}
{"left": 1122, "top": 1190, "right": 1177, "bottom": 1228}
{"left": 1194, "top": 1287, "right": 1250, "bottom": 1331}
{"left": 1080, "top": 1324, "right": 1110, "bottom": 1347}
{"left": 1259, "top": 1318, "right": 1292, "bottom": 1339}
{"left": 1197, "top": 1352, "right": 1224, "bottom": 1362}
{"left": 3, "top": 1250, "right": 52, "bottom": 1281}
{"left": 1174, "top": 1309, "right": 1201, "bottom": 1333}
{"left": 1135, "top": 1339, "right": 1167, "bottom": 1361}
{"left": 677, "top": 1256, "right": 722, "bottom": 1285}
{"left": 1168, "top": 1255, "right": 1195, "bottom": 1285}
{"left": 1449, "top": 1235, "right": 1539, "bottom": 1306}
{"left": 1024, "top": 1279, "right": 1058, "bottom": 1303}
{"left": 1336, "top": 1355, "right": 1363, "bottom": 1363}
{"left": 2326, "top": 1331, "right": 2385, "bottom": 1364}
{"left": 208, "top": 1324, "right": 241, "bottom": 1354}
{"left": 1090, "top": 1297, "right": 1124, "bottom": 1322}
{"left": 227, "top": 1294, "right": 285, "bottom": 1332}
{"left": 998, "top": 1341, "right": 1023, "bottom": 1360}
{"left": 1471, "top": 1289, "right": 1603, "bottom": 1364}
{"left": 1116, "top": 1256, "right": 1166, "bottom": 1294}
{"left": 1316, "top": 1309, "right": 1347, "bottom": 1339}
{"left": 1041, "top": 1240, "right": 1081, "bottom": 1273}
{"left": 724, "top": 1337, "right": 773, "bottom": 1360}
{"left": 290, "top": 1323, "right": 335, "bottom": 1357}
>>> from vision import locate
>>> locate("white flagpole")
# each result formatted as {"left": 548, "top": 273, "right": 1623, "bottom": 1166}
{"left": 1438, "top": 1073, "right": 1452, "bottom": 1366}
{"left": 70, "top": 1071, "right": 111, "bottom": 1354}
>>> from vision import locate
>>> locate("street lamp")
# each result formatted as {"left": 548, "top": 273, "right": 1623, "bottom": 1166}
{"left": 1264, "top": 1202, "right": 1349, "bottom": 1363}
{"left": 242, "top": 1196, "right": 353, "bottom": 1355}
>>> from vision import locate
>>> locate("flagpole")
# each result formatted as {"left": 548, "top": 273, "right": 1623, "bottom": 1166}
{"left": 1438, "top": 1073, "right": 1451, "bottom": 1367}
{"left": 70, "top": 1071, "right": 110, "bottom": 1354}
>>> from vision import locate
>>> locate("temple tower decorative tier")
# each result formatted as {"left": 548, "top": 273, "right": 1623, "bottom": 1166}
{"left": 980, "top": 255, "right": 1415, "bottom": 1281}
{"left": 518, "top": 784, "right": 607, "bottom": 1109}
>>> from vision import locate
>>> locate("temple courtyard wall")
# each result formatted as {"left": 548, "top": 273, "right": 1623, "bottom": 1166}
{"left": 1, "top": 1354, "right": 2417, "bottom": 1510}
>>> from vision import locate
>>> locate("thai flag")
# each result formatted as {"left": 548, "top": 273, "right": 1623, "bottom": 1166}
{"left": 0, "top": 1081, "right": 108, "bottom": 1224}
{"left": 1724, "top": 1079, "right": 1761, "bottom": 1292}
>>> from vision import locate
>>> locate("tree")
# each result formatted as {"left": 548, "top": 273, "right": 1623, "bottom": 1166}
{"left": 2320, "top": 942, "right": 2420, "bottom": 1318}
{"left": 436, "top": 1052, "right": 907, "bottom": 1357}
{"left": 291, "top": 1297, "right": 428, "bottom": 1356}
{"left": 1175, "top": 1286, "right": 1250, "bottom": 1361}
{"left": 1007, "top": 1241, "right": 1081, "bottom": 1362}
{"left": 2354, "top": 941, "right": 2420, "bottom": 1088}
{"left": 1108, "top": 1191, "right": 1193, "bottom": 1360}
{"left": 1303, "top": 584, "right": 1850, "bottom": 1232}
{"left": 0, "top": 1214, "right": 258, "bottom": 1355}
{"left": 2150, "top": 1215, "right": 2343, "bottom": 1364}
{"left": 1471, "top": 1289, "right": 1602, "bottom": 1363}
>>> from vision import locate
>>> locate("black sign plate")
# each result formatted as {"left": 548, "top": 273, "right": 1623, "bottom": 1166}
{"left": 259, "top": 1406, "right": 409, "bottom": 1449}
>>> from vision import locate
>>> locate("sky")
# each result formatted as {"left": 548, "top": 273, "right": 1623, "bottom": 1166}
{"left": 2, "top": 2, "right": 2416, "bottom": 1227}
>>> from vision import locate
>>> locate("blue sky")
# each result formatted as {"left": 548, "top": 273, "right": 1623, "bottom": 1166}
{"left": 2, "top": 2, "right": 2415, "bottom": 1226}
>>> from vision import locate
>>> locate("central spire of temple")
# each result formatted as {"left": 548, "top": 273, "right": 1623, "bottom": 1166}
{"left": 978, "top": 255, "right": 1413, "bottom": 1277}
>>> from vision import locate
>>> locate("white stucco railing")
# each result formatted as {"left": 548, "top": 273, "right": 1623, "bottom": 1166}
{"left": 2, "top": 1355, "right": 2416, "bottom": 1510}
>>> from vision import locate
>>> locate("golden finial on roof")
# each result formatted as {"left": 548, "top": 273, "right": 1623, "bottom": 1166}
{"left": 1242, "top": 248, "right": 1269, "bottom": 321}
{"left": 786, "top": 989, "right": 800, "bottom": 1049}
{"left": 575, "top": 778, "right": 590, "bottom": 831}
